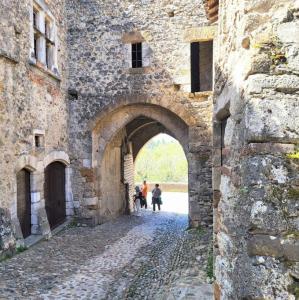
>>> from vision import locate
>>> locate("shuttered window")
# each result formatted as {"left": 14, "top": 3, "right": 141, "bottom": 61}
{"left": 191, "top": 40, "right": 213, "bottom": 92}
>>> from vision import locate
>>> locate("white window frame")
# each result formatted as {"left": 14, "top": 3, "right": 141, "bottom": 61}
{"left": 29, "top": 0, "right": 59, "bottom": 75}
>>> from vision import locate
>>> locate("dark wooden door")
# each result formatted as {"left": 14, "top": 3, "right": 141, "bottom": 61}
{"left": 17, "top": 169, "right": 31, "bottom": 238}
{"left": 45, "top": 162, "right": 66, "bottom": 229}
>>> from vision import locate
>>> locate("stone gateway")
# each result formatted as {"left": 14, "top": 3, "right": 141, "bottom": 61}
{"left": 0, "top": 0, "right": 298, "bottom": 299}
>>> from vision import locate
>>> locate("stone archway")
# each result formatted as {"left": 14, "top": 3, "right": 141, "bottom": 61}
{"left": 73, "top": 102, "right": 212, "bottom": 227}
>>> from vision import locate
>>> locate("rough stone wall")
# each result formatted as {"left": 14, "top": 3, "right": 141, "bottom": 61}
{"left": 214, "top": 0, "right": 299, "bottom": 299}
{"left": 66, "top": 0, "right": 214, "bottom": 226}
{"left": 0, "top": 0, "right": 70, "bottom": 253}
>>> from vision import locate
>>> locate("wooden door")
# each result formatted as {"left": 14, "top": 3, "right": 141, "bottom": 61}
{"left": 45, "top": 162, "right": 66, "bottom": 229}
{"left": 17, "top": 169, "right": 31, "bottom": 238}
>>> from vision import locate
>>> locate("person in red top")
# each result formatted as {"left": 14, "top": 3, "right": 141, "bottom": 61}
{"left": 141, "top": 180, "right": 148, "bottom": 209}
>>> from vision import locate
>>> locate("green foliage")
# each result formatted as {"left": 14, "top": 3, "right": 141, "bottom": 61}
{"left": 206, "top": 245, "right": 214, "bottom": 281}
{"left": 288, "top": 281, "right": 299, "bottom": 298}
{"left": 135, "top": 135, "right": 188, "bottom": 183}
{"left": 0, "top": 253, "right": 12, "bottom": 263}
{"left": 287, "top": 151, "right": 299, "bottom": 159}
{"left": 68, "top": 218, "right": 79, "bottom": 228}
{"left": 16, "top": 245, "right": 28, "bottom": 254}
{"left": 288, "top": 188, "right": 299, "bottom": 199}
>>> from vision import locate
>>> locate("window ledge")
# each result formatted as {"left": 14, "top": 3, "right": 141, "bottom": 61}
{"left": 188, "top": 91, "right": 213, "bottom": 98}
{"left": 29, "top": 59, "right": 61, "bottom": 81}
{"left": 126, "top": 67, "right": 152, "bottom": 74}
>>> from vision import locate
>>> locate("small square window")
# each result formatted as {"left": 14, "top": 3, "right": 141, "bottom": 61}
{"left": 132, "top": 43, "right": 142, "bottom": 68}
{"left": 34, "top": 134, "right": 44, "bottom": 149}
{"left": 35, "top": 135, "right": 41, "bottom": 148}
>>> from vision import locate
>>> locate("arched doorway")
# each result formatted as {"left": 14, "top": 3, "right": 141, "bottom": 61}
{"left": 71, "top": 102, "right": 212, "bottom": 227}
{"left": 45, "top": 162, "right": 66, "bottom": 229}
{"left": 92, "top": 105, "right": 190, "bottom": 221}
{"left": 17, "top": 169, "right": 31, "bottom": 238}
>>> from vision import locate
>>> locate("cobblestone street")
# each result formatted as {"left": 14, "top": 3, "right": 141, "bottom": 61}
{"left": 0, "top": 209, "right": 213, "bottom": 300}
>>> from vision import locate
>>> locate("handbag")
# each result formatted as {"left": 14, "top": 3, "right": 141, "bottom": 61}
{"left": 158, "top": 197, "right": 163, "bottom": 205}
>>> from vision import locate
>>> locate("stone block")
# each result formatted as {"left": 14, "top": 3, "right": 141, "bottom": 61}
{"left": 83, "top": 197, "right": 98, "bottom": 207}
{"left": 82, "top": 159, "right": 91, "bottom": 168}
{"left": 282, "top": 239, "right": 299, "bottom": 261}
{"left": 247, "top": 235, "right": 283, "bottom": 258}
{"left": 217, "top": 232, "right": 234, "bottom": 257}
{"left": 250, "top": 201, "right": 288, "bottom": 234}
{"left": 214, "top": 282, "right": 221, "bottom": 300}
{"left": 79, "top": 168, "right": 95, "bottom": 182}
{"left": 213, "top": 190, "right": 221, "bottom": 208}
{"left": 121, "top": 31, "right": 145, "bottom": 44}
{"left": 277, "top": 23, "right": 299, "bottom": 45}
{"left": 246, "top": 74, "right": 299, "bottom": 95}
{"left": 31, "top": 192, "right": 41, "bottom": 203}
{"left": 0, "top": 208, "right": 16, "bottom": 256}
{"left": 184, "top": 26, "right": 217, "bottom": 42}
{"left": 245, "top": 97, "right": 299, "bottom": 142}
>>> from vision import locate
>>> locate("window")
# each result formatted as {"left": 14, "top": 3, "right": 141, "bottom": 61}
{"left": 45, "top": 19, "right": 50, "bottom": 39}
{"left": 191, "top": 40, "right": 213, "bottom": 92}
{"left": 30, "top": 2, "right": 57, "bottom": 74}
{"left": 220, "top": 117, "right": 228, "bottom": 166}
{"left": 132, "top": 43, "right": 142, "bottom": 68}
{"left": 33, "top": 8, "right": 38, "bottom": 28}
{"left": 46, "top": 44, "right": 51, "bottom": 69}
{"left": 35, "top": 135, "right": 41, "bottom": 148}
{"left": 33, "top": 34, "right": 38, "bottom": 59}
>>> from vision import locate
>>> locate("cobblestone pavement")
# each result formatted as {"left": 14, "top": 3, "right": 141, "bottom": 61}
{"left": 0, "top": 210, "right": 213, "bottom": 300}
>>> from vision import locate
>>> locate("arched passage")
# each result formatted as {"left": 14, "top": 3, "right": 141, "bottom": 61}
{"left": 71, "top": 99, "right": 212, "bottom": 226}
{"left": 92, "top": 104, "right": 189, "bottom": 221}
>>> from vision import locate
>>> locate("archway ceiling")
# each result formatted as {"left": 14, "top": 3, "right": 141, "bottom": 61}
{"left": 125, "top": 116, "right": 173, "bottom": 160}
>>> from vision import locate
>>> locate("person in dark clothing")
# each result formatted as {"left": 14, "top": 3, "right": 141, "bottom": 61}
{"left": 152, "top": 184, "right": 162, "bottom": 211}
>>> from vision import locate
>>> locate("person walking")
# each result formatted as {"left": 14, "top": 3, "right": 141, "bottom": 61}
{"left": 152, "top": 184, "right": 162, "bottom": 212}
{"left": 141, "top": 180, "right": 148, "bottom": 209}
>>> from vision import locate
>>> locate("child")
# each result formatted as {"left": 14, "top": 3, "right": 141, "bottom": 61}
{"left": 134, "top": 191, "right": 143, "bottom": 216}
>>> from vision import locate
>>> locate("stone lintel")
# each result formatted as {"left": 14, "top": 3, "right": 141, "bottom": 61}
{"left": 122, "top": 31, "right": 145, "bottom": 44}
{"left": 184, "top": 26, "right": 217, "bottom": 42}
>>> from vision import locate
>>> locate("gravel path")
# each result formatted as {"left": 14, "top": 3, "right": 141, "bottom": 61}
{"left": 0, "top": 210, "right": 213, "bottom": 300}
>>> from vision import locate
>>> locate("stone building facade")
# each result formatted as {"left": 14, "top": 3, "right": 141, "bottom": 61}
{"left": 0, "top": 0, "right": 298, "bottom": 299}
{"left": 65, "top": 0, "right": 214, "bottom": 226}
{"left": 0, "top": 0, "right": 72, "bottom": 254}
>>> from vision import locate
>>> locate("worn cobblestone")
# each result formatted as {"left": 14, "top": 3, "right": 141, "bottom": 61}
{"left": 0, "top": 211, "right": 212, "bottom": 299}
